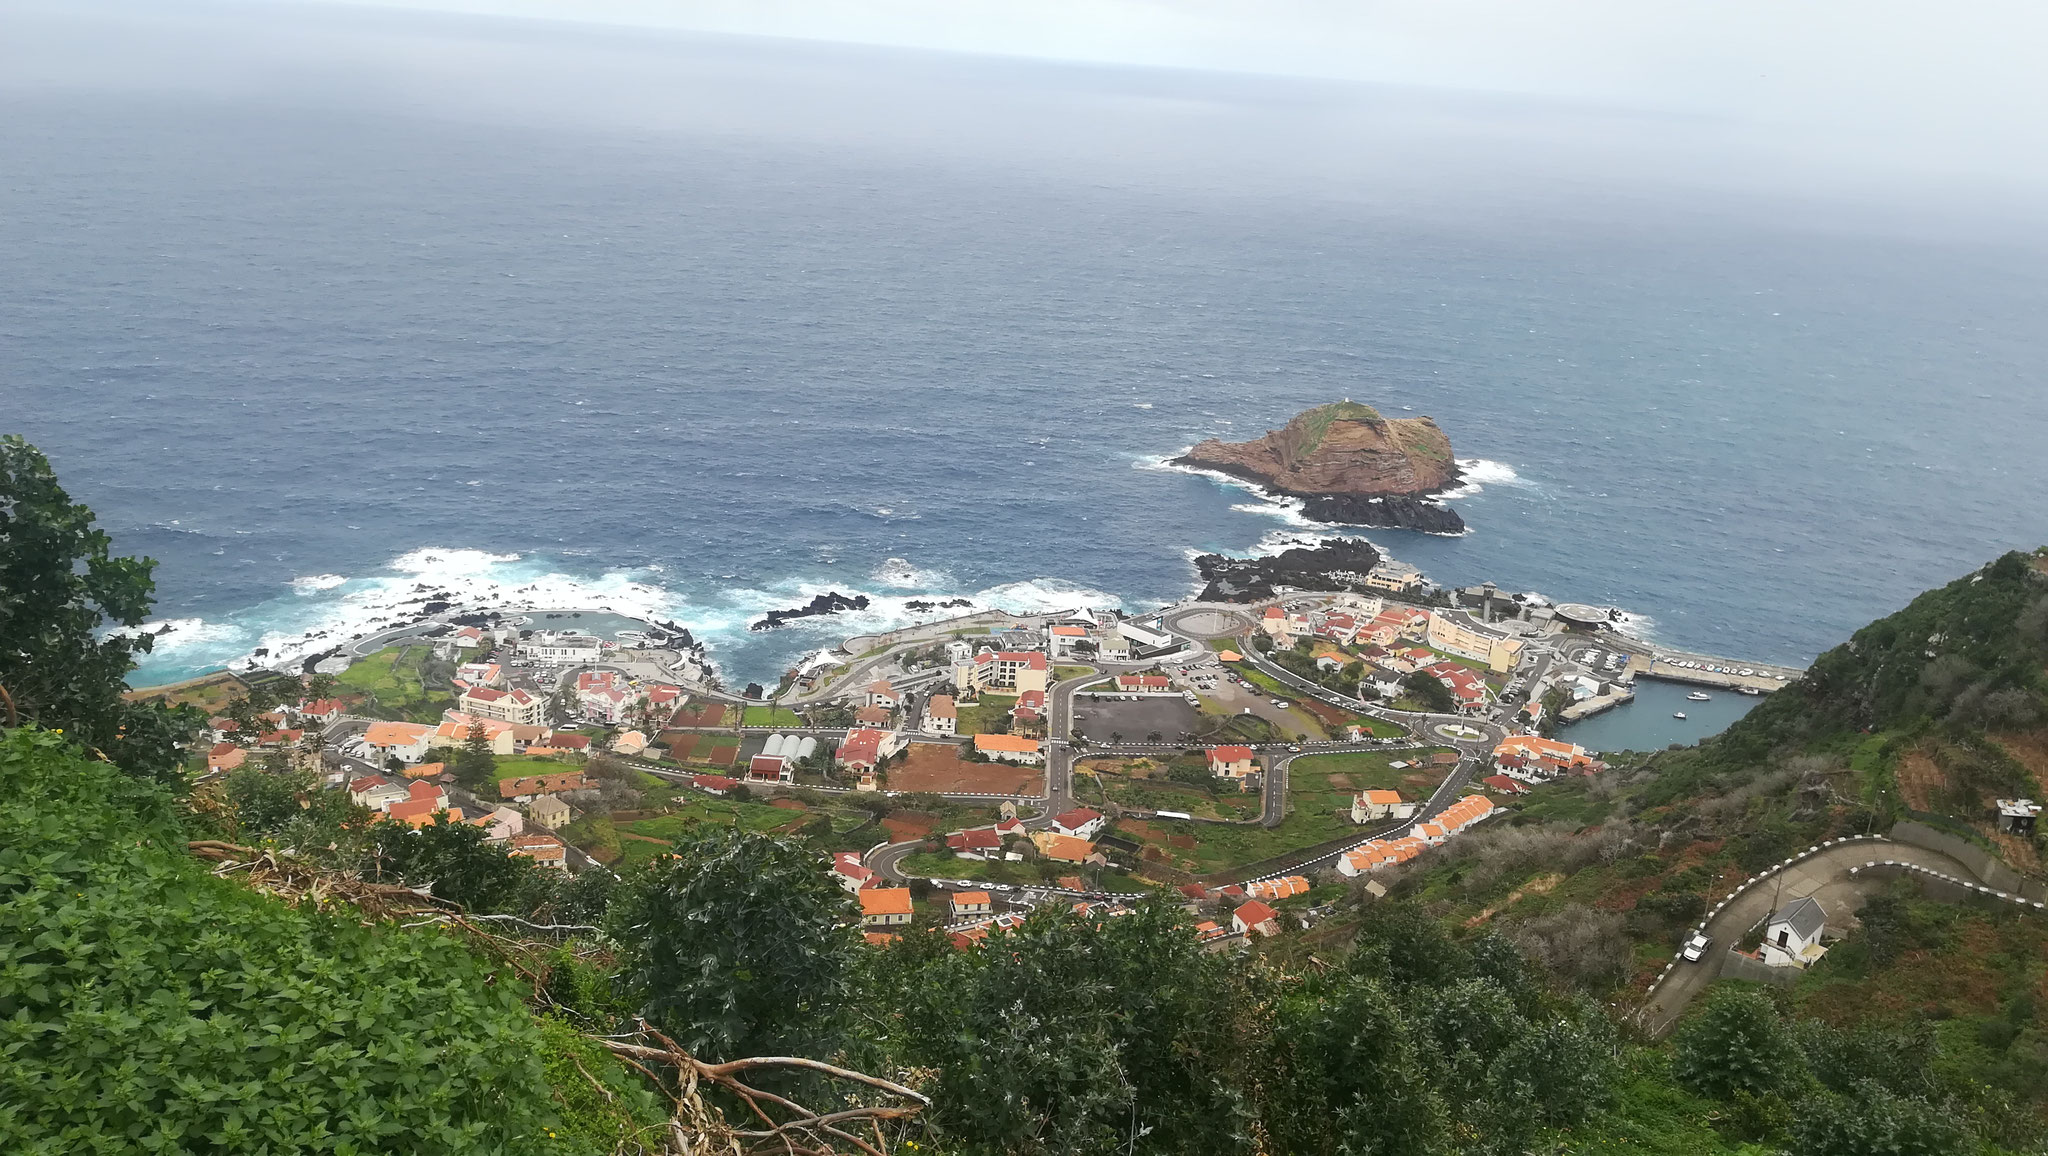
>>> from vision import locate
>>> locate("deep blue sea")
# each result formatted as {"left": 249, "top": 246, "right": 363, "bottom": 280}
{"left": 4, "top": 5, "right": 2046, "bottom": 732}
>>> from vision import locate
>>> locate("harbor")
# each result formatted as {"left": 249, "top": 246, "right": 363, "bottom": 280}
{"left": 1560, "top": 678, "right": 1766, "bottom": 753}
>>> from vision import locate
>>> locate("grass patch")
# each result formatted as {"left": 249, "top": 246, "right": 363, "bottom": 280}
{"left": 619, "top": 801, "right": 803, "bottom": 841}
{"left": 953, "top": 695, "right": 1017, "bottom": 737}
{"left": 1509, "top": 776, "right": 1615, "bottom": 827}
{"left": 741, "top": 706, "right": 803, "bottom": 728}
{"left": 1121, "top": 806, "right": 1359, "bottom": 875}
{"left": 494, "top": 756, "right": 581, "bottom": 782}
{"left": 1053, "top": 665, "right": 1094, "bottom": 682}
{"left": 1104, "top": 779, "right": 1260, "bottom": 821}
{"left": 1236, "top": 665, "right": 1293, "bottom": 699}
{"left": 1289, "top": 749, "right": 1453, "bottom": 801}
{"left": 335, "top": 645, "right": 454, "bottom": 722}
{"left": 900, "top": 851, "right": 1046, "bottom": 887}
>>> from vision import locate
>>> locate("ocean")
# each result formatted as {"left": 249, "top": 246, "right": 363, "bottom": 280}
{"left": 5, "top": 5, "right": 2047, "bottom": 732}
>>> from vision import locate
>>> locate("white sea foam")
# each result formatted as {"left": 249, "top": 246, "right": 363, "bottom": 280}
{"left": 1229, "top": 498, "right": 1317, "bottom": 529}
{"left": 1440, "top": 458, "right": 1531, "bottom": 499}
{"left": 139, "top": 617, "right": 248, "bottom": 654}
{"left": 870, "top": 557, "right": 953, "bottom": 589}
{"left": 389, "top": 547, "right": 522, "bottom": 574}
{"left": 1245, "top": 529, "right": 1345, "bottom": 559}
{"left": 135, "top": 541, "right": 1135, "bottom": 687}
{"left": 970, "top": 577, "right": 1122, "bottom": 617}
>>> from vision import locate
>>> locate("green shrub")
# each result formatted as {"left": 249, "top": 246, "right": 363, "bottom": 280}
{"left": 0, "top": 727, "right": 585, "bottom": 1154}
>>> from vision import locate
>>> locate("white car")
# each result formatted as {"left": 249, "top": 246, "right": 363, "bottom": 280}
{"left": 1681, "top": 933, "right": 1712, "bottom": 962}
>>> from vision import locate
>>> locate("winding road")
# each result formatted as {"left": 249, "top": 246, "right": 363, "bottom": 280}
{"left": 1638, "top": 837, "right": 1986, "bottom": 1036}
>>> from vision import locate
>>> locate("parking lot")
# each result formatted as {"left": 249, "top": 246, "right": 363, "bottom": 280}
{"left": 1070, "top": 696, "right": 1204, "bottom": 744}
{"left": 1572, "top": 647, "right": 1634, "bottom": 678}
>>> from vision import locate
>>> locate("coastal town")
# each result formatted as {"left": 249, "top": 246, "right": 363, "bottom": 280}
{"left": 171, "top": 540, "right": 1808, "bottom": 953}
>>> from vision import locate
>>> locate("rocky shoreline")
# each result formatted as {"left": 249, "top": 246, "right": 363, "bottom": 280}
{"left": 1190, "top": 537, "right": 1385, "bottom": 603}
{"left": 1173, "top": 456, "right": 1468, "bottom": 534}
{"left": 751, "top": 591, "right": 872, "bottom": 631}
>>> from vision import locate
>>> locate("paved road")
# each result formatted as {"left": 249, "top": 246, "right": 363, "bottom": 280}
{"left": 1639, "top": 839, "right": 1984, "bottom": 1036}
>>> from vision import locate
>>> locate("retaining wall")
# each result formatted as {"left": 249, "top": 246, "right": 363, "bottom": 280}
{"left": 1888, "top": 821, "right": 2046, "bottom": 902}
{"left": 1717, "top": 950, "right": 1797, "bottom": 988}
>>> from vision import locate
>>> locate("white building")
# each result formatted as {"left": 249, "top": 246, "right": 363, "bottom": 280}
{"left": 458, "top": 686, "right": 547, "bottom": 726}
{"left": 517, "top": 632, "right": 603, "bottom": 663}
{"left": 1761, "top": 897, "right": 1829, "bottom": 968}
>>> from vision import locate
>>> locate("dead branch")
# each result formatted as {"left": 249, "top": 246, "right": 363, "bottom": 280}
{"left": 598, "top": 1021, "right": 928, "bottom": 1156}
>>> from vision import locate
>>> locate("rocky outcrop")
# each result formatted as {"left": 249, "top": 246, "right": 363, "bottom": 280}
{"left": 751, "top": 592, "right": 871, "bottom": 631}
{"left": 1191, "top": 538, "right": 1384, "bottom": 603}
{"left": 1293, "top": 493, "right": 1467, "bottom": 534}
{"left": 1174, "top": 401, "right": 1465, "bottom": 533}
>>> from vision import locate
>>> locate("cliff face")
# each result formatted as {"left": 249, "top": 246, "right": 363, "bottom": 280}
{"left": 1173, "top": 402, "right": 1465, "bottom": 532}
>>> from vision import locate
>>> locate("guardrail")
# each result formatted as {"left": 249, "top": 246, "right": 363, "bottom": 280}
{"left": 1638, "top": 835, "right": 1896, "bottom": 1017}
{"left": 1849, "top": 860, "right": 2046, "bottom": 913}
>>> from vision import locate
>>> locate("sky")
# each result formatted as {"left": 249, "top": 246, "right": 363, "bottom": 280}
{"left": 216, "top": 0, "right": 2046, "bottom": 187}
{"left": 3, "top": 0, "right": 2044, "bottom": 219}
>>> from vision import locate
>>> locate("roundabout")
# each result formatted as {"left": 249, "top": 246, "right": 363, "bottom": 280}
{"left": 1164, "top": 608, "right": 1251, "bottom": 638}
{"left": 1433, "top": 722, "right": 1484, "bottom": 743}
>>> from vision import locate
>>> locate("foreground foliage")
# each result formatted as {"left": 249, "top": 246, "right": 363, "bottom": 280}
{"left": 0, "top": 435, "right": 202, "bottom": 783}
{"left": 0, "top": 728, "right": 628, "bottom": 1154}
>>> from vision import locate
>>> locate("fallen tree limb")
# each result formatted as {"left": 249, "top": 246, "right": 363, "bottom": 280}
{"left": 598, "top": 1020, "right": 929, "bottom": 1156}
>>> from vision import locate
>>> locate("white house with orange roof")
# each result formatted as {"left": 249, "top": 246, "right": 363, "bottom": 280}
{"left": 1493, "top": 734, "right": 1600, "bottom": 782}
{"left": 1337, "top": 835, "right": 1429, "bottom": 876}
{"left": 922, "top": 694, "right": 957, "bottom": 735}
{"left": 509, "top": 833, "right": 568, "bottom": 870}
{"left": 348, "top": 774, "right": 410, "bottom": 811}
{"left": 434, "top": 712, "right": 518, "bottom": 755}
{"left": 950, "top": 890, "right": 993, "bottom": 920}
{"left": 459, "top": 684, "right": 546, "bottom": 726}
{"left": 866, "top": 679, "right": 899, "bottom": 709}
{"left": 1048, "top": 623, "right": 1090, "bottom": 658}
{"left": 1232, "top": 899, "right": 1280, "bottom": 937}
{"left": 859, "top": 887, "right": 914, "bottom": 928}
{"left": 1207, "top": 745, "right": 1257, "bottom": 783}
{"left": 1246, "top": 875, "right": 1309, "bottom": 901}
{"left": 974, "top": 732, "right": 1043, "bottom": 766}
{"left": 1051, "top": 807, "right": 1105, "bottom": 840}
{"left": 1421, "top": 661, "right": 1491, "bottom": 714}
{"left": 1350, "top": 789, "right": 1417, "bottom": 824}
{"left": 831, "top": 851, "right": 877, "bottom": 893}
{"left": 360, "top": 720, "right": 435, "bottom": 764}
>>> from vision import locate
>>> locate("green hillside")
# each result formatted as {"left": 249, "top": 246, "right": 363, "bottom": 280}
{"left": 7, "top": 434, "right": 2048, "bottom": 1155}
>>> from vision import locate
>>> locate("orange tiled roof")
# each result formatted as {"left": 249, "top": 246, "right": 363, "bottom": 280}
{"left": 859, "top": 888, "right": 913, "bottom": 917}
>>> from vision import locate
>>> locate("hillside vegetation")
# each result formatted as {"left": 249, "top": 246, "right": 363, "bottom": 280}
{"left": 6, "top": 433, "right": 2047, "bottom": 1154}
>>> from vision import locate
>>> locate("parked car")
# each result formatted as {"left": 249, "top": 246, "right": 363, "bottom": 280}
{"left": 1681, "top": 933, "right": 1712, "bottom": 962}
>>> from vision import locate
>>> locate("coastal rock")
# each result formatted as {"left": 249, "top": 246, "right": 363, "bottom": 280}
{"left": 1191, "top": 538, "right": 1385, "bottom": 603}
{"left": 1174, "top": 401, "right": 1466, "bottom": 533}
{"left": 1294, "top": 493, "right": 1467, "bottom": 534}
{"left": 904, "top": 598, "right": 974, "bottom": 612}
{"left": 751, "top": 591, "right": 872, "bottom": 631}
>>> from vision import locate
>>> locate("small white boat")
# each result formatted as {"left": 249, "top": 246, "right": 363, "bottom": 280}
{"left": 1672, "top": 711, "right": 1688, "bottom": 719}
{"left": 1738, "top": 686, "right": 1762, "bottom": 696}
{"left": 1687, "top": 691, "right": 1711, "bottom": 702}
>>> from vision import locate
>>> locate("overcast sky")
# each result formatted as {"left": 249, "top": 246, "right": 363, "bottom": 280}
{"left": 8, "top": 0, "right": 2046, "bottom": 207}
{"left": 265, "top": 0, "right": 2043, "bottom": 153}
